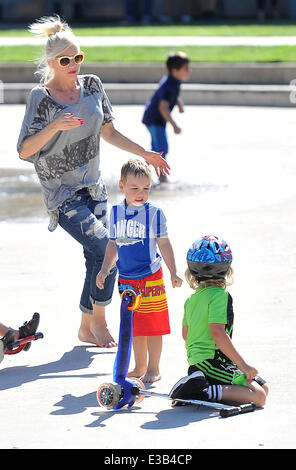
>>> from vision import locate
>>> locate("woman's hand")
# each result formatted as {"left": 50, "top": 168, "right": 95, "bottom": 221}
{"left": 51, "top": 113, "right": 84, "bottom": 132}
{"left": 143, "top": 151, "right": 170, "bottom": 177}
{"left": 19, "top": 112, "right": 84, "bottom": 159}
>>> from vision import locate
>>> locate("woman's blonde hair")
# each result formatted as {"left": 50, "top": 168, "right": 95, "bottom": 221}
{"left": 28, "top": 15, "right": 80, "bottom": 83}
{"left": 185, "top": 266, "right": 234, "bottom": 290}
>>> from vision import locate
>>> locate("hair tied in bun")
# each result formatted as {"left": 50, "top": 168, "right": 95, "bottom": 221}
{"left": 28, "top": 15, "right": 69, "bottom": 38}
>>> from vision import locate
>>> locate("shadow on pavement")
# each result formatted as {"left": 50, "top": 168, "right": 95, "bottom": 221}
{"left": 87, "top": 404, "right": 218, "bottom": 429}
{"left": 0, "top": 345, "right": 114, "bottom": 390}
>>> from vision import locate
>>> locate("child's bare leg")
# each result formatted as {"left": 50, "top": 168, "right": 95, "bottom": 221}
{"left": 78, "top": 305, "right": 117, "bottom": 348}
{"left": 0, "top": 323, "right": 18, "bottom": 340}
{"left": 221, "top": 380, "right": 268, "bottom": 408}
{"left": 141, "top": 335, "right": 162, "bottom": 383}
{"left": 0, "top": 323, "right": 9, "bottom": 337}
{"left": 128, "top": 336, "right": 148, "bottom": 378}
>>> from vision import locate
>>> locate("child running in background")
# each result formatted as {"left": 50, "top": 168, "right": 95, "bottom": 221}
{"left": 169, "top": 235, "right": 268, "bottom": 408}
{"left": 96, "top": 159, "right": 182, "bottom": 382}
{"left": 142, "top": 51, "right": 191, "bottom": 182}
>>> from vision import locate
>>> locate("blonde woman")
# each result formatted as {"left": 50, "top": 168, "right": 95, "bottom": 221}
{"left": 17, "top": 16, "right": 169, "bottom": 348}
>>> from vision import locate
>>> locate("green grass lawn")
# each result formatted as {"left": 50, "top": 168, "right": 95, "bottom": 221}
{"left": 1, "top": 44, "right": 296, "bottom": 63}
{"left": 1, "top": 22, "right": 296, "bottom": 63}
{"left": 0, "top": 21, "right": 296, "bottom": 37}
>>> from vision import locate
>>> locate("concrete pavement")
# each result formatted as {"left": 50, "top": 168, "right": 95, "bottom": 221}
{"left": 0, "top": 104, "right": 296, "bottom": 450}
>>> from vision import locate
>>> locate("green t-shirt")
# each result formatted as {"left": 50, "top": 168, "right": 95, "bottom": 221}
{"left": 182, "top": 287, "right": 234, "bottom": 365}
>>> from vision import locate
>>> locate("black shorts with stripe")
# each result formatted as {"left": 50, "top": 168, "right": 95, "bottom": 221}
{"left": 188, "top": 351, "right": 266, "bottom": 387}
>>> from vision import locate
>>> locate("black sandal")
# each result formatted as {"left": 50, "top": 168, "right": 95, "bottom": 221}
{"left": 18, "top": 313, "right": 40, "bottom": 351}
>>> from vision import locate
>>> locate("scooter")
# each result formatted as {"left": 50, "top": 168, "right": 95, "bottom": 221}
{"left": 96, "top": 290, "right": 255, "bottom": 418}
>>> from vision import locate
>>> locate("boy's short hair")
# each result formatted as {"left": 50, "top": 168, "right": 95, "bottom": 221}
{"left": 166, "top": 51, "right": 189, "bottom": 73}
{"left": 120, "top": 158, "right": 152, "bottom": 183}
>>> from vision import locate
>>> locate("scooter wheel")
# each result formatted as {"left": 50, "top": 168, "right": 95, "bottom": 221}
{"left": 129, "top": 377, "right": 146, "bottom": 404}
{"left": 97, "top": 382, "right": 122, "bottom": 410}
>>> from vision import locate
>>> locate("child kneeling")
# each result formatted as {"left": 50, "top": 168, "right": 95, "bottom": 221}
{"left": 169, "top": 235, "right": 268, "bottom": 408}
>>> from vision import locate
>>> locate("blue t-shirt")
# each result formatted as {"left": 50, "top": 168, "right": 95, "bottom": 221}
{"left": 109, "top": 200, "right": 168, "bottom": 279}
{"left": 142, "top": 74, "right": 181, "bottom": 127}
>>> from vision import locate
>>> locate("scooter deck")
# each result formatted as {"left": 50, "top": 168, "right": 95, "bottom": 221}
{"left": 134, "top": 388, "right": 256, "bottom": 417}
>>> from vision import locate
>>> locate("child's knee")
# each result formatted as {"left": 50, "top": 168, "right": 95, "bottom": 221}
{"left": 262, "top": 383, "right": 269, "bottom": 397}
{"left": 254, "top": 386, "right": 267, "bottom": 408}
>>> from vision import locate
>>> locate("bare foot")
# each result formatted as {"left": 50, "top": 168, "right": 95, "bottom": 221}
{"left": 141, "top": 371, "right": 161, "bottom": 383}
{"left": 78, "top": 308, "right": 117, "bottom": 348}
{"left": 127, "top": 368, "right": 147, "bottom": 378}
{"left": 78, "top": 325, "right": 117, "bottom": 348}
{"left": 78, "top": 326, "right": 98, "bottom": 346}
{"left": 91, "top": 325, "right": 117, "bottom": 348}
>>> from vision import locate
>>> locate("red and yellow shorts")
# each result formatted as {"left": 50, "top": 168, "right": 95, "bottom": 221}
{"left": 118, "top": 267, "right": 170, "bottom": 337}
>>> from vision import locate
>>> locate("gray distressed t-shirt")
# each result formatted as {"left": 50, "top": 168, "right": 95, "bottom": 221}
{"left": 17, "top": 74, "right": 114, "bottom": 229}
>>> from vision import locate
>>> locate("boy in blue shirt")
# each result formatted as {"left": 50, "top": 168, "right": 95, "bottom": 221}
{"left": 142, "top": 51, "right": 191, "bottom": 182}
{"left": 96, "top": 159, "right": 182, "bottom": 383}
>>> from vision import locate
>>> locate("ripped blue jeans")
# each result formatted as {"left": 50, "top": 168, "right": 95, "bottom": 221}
{"left": 58, "top": 188, "right": 117, "bottom": 314}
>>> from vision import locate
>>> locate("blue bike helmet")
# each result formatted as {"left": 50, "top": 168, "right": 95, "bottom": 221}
{"left": 187, "top": 235, "right": 232, "bottom": 280}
